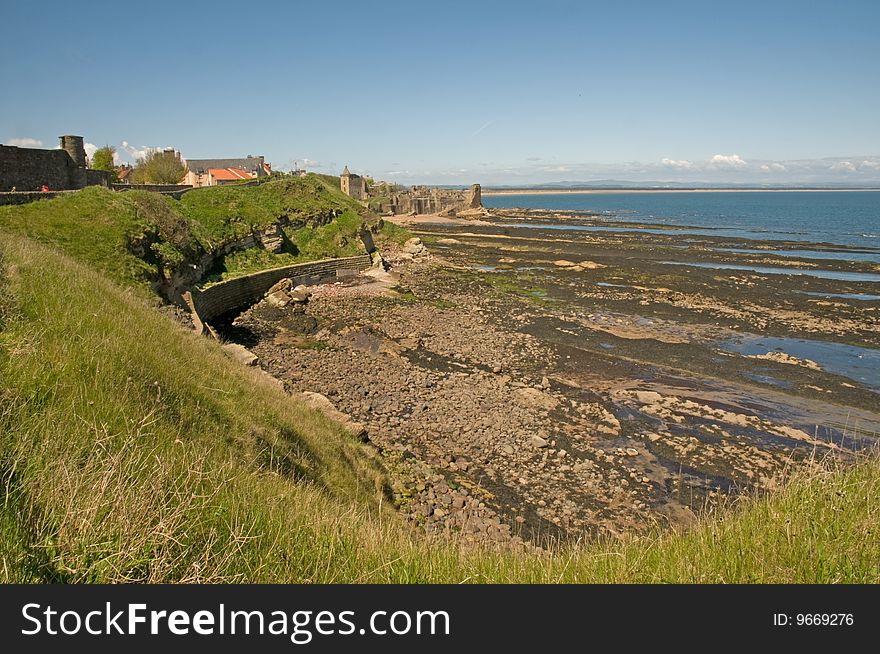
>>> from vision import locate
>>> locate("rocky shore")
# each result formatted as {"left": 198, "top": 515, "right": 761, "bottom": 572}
{"left": 216, "top": 210, "right": 880, "bottom": 550}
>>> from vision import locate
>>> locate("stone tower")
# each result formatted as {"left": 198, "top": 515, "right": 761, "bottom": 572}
{"left": 340, "top": 165, "right": 351, "bottom": 195}
{"left": 59, "top": 135, "right": 86, "bottom": 168}
{"left": 340, "top": 165, "right": 364, "bottom": 199}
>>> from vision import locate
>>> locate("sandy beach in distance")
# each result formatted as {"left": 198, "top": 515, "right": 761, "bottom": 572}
{"left": 482, "top": 187, "right": 880, "bottom": 196}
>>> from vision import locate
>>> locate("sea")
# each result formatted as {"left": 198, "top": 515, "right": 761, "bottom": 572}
{"left": 483, "top": 190, "right": 880, "bottom": 389}
{"left": 482, "top": 190, "right": 880, "bottom": 251}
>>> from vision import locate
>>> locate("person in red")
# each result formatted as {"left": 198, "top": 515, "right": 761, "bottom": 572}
{"left": 40, "top": 184, "right": 48, "bottom": 192}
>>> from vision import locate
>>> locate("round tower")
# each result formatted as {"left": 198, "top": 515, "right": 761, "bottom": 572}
{"left": 59, "top": 135, "right": 86, "bottom": 167}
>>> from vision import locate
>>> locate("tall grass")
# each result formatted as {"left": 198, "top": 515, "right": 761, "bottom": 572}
{"left": 1, "top": 234, "right": 877, "bottom": 583}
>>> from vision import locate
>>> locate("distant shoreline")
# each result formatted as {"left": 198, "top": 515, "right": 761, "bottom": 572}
{"left": 481, "top": 187, "right": 880, "bottom": 196}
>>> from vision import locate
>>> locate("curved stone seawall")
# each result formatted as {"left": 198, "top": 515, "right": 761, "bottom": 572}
{"left": 184, "top": 254, "right": 372, "bottom": 334}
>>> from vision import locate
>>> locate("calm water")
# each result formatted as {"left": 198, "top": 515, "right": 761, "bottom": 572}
{"left": 658, "top": 261, "right": 880, "bottom": 283}
{"left": 483, "top": 191, "right": 880, "bottom": 249}
{"left": 720, "top": 334, "right": 880, "bottom": 390}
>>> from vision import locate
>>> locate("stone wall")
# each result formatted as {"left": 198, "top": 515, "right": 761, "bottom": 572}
{"left": 184, "top": 254, "right": 372, "bottom": 333}
{"left": 0, "top": 190, "right": 73, "bottom": 206}
{"left": 0, "top": 144, "right": 110, "bottom": 192}
{"left": 383, "top": 183, "right": 482, "bottom": 215}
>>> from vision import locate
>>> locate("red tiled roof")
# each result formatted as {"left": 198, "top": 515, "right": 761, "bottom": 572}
{"left": 208, "top": 167, "right": 256, "bottom": 181}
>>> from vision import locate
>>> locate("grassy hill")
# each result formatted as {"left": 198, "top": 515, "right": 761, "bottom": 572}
{"left": 0, "top": 182, "right": 877, "bottom": 583}
{"left": 0, "top": 175, "right": 406, "bottom": 296}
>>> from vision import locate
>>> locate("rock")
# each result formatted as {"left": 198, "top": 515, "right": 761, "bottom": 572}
{"left": 403, "top": 237, "right": 428, "bottom": 257}
{"left": 529, "top": 435, "right": 549, "bottom": 448}
{"left": 265, "top": 290, "right": 290, "bottom": 308}
{"left": 267, "top": 278, "right": 293, "bottom": 295}
{"left": 513, "top": 387, "right": 558, "bottom": 411}
{"left": 500, "top": 444, "right": 515, "bottom": 455}
{"left": 259, "top": 225, "right": 286, "bottom": 254}
{"left": 625, "top": 447, "right": 639, "bottom": 457}
{"left": 298, "top": 391, "right": 368, "bottom": 441}
{"left": 289, "top": 289, "right": 310, "bottom": 303}
{"left": 541, "top": 376, "right": 551, "bottom": 389}
{"left": 221, "top": 343, "right": 258, "bottom": 366}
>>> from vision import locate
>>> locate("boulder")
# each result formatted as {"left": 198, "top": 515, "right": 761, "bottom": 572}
{"left": 529, "top": 435, "right": 549, "bottom": 448}
{"left": 288, "top": 290, "right": 310, "bottom": 303}
{"left": 299, "top": 391, "right": 368, "bottom": 441}
{"left": 221, "top": 343, "right": 258, "bottom": 366}
{"left": 403, "top": 237, "right": 428, "bottom": 256}
{"left": 289, "top": 285, "right": 312, "bottom": 303}
{"left": 267, "top": 278, "right": 293, "bottom": 295}
{"left": 265, "top": 290, "right": 290, "bottom": 308}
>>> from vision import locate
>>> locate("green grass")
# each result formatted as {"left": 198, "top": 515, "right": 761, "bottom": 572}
{"left": 177, "top": 176, "right": 364, "bottom": 248}
{"left": 0, "top": 175, "right": 401, "bottom": 293}
{"left": 1, "top": 233, "right": 878, "bottom": 583}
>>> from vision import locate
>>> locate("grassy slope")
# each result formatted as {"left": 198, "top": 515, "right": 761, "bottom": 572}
{"left": 0, "top": 181, "right": 876, "bottom": 583}
{"left": 0, "top": 175, "right": 403, "bottom": 290}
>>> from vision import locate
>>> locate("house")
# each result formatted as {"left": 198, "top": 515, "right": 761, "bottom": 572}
{"left": 182, "top": 155, "right": 271, "bottom": 187}
{"left": 205, "top": 167, "right": 256, "bottom": 185}
{"left": 115, "top": 164, "right": 133, "bottom": 184}
{"left": 340, "top": 165, "right": 367, "bottom": 200}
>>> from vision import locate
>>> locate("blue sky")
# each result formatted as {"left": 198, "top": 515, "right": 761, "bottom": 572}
{"left": 2, "top": 0, "right": 878, "bottom": 184}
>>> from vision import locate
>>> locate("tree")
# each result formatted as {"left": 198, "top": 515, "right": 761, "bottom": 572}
{"left": 90, "top": 145, "right": 119, "bottom": 182}
{"left": 131, "top": 149, "right": 187, "bottom": 184}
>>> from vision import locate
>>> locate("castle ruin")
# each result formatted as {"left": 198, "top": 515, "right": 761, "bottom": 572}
{"left": 340, "top": 166, "right": 482, "bottom": 216}
{"left": 0, "top": 135, "right": 110, "bottom": 192}
{"left": 382, "top": 183, "right": 482, "bottom": 216}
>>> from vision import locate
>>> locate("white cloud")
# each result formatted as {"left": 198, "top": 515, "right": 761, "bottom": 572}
{"left": 830, "top": 160, "right": 856, "bottom": 172}
{"left": 6, "top": 137, "right": 43, "bottom": 148}
{"left": 760, "top": 162, "right": 786, "bottom": 172}
{"left": 709, "top": 153, "right": 748, "bottom": 168}
{"left": 540, "top": 165, "right": 569, "bottom": 172}
{"left": 84, "top": 142, "right": 98, "bottom": 159}
{"left": 860, "top": 160, "right": 880, "bottom": 170}
{"left": 661, "top": 158, "right": 693, "bottom": 169}
{"left": 120, "top": 140, "right": 162, "bottom": 162}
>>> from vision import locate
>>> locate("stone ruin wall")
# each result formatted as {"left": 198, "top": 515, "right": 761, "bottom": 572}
{"left": 382, "top": 183, "right": 482, "bottom": 215}
{"left": 0, "top": 144, "right": 109, "bottom": 192}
